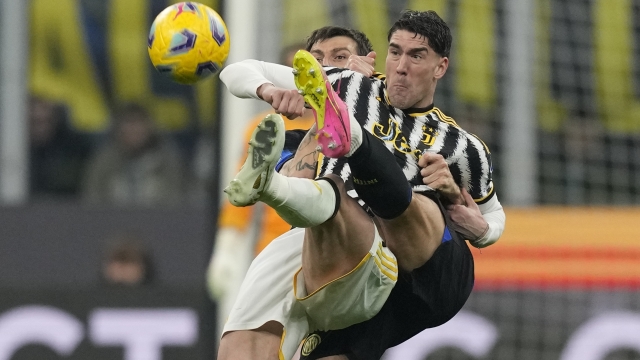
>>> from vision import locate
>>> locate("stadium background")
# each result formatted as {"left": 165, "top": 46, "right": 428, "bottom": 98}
{"left": 0, "top": 0, "right": 639, "bottom": 359}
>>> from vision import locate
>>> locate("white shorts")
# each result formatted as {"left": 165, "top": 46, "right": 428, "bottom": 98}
{"left": 222, "top": 226, "right": 398, "bottom": 359}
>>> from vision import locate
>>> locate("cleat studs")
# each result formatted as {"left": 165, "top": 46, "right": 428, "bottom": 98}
{"left": 292, "top": 69, "right": 299, "bottom": 75}
{"left": 315, "top": 145, "right": 323, "bottom": 152}
{"left": 309, "top": 69, "right": 315, "bottom": 75}
{"left": 328, "top": 141, "right": 337, "bottom": 149}
{"left": 298, "top": 89, "right": 305, "bottom": 95}
{"left": 315, "top": 87, "right": 323, "bottom": 94}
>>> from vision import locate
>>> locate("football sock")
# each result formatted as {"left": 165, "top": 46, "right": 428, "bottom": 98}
{"left": 345, "top": 113, "right": 363, "bottom": 157}
{"left": 259, "top": 172, "right": 338, "bottom": 228}
{"left": 347, "top": 130, "right": 412, "bottom": 219}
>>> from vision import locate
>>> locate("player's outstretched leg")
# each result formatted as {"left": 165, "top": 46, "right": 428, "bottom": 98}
{"left": 225, "top": 113, "right": 339, "bottom": 228}
{"left": 225, "top": 113, "right": 285, "bottom": 206}
{"left": 292, "top": 50, "right": 362, "bottom": 158}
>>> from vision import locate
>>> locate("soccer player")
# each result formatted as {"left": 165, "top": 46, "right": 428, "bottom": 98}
{"left": 208, "top": 30, "right": 375, "bottom": 342}
{"left": 283, "top": 27, "right": 499, "bottom": 247}
{"left": 218, "top": 11, "right": 505, "bottom": 360}
{"left": 207, "top": 42, "right": 315, "bottom": 341}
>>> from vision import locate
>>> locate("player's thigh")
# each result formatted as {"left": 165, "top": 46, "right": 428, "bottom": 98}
{"left": 377, "top": 193, "right": 445, "bottom": 271}
{"left": 303, "top": 174, "right": 376, "bottom": 282}
{"left": 218, "top": 322, "right": 282, "bottom": 360}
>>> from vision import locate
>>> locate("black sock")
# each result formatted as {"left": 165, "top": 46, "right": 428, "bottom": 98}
{"left": 347, "top": 131, "right": 412, "bottom": 219}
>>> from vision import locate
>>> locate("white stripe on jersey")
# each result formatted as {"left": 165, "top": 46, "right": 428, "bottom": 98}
{"left": 467, "top": 134, "right": 492, "bottom": 196}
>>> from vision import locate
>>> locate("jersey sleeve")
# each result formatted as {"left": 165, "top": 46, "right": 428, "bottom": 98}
{"left": 463, "top": 134, "right": 495, "bottom": 204}
{"left": 220, "top": 59, "right": 297, "bottom": 99}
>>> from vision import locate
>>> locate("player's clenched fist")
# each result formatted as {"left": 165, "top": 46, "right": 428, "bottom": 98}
{"left": 346, "top": 51, "right": 376, "bottom": 77}
{"left": 257, "top": 83, "right": 306, "bottom": 119}
{"left": 418, "top": 151, "right": 463, "bottom": 205}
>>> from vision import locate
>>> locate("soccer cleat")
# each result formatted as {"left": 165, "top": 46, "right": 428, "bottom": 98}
{"left": 292, "top": 50, "right": 351, "bottom": 158}
{"left": 224, "top": 114, "right": 285, "bottom": 206}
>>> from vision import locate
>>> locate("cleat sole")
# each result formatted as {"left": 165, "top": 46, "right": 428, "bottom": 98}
{"left": 225, "top": 114, "right": 285, "bottom": 206}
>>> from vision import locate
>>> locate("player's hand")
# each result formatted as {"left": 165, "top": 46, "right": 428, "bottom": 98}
{"left": 447, "top": 189, "right": 489, "bottom": 242}
{"left": 346, "top": 51, "right": 376, "bottom": 77}
{"left": 418, "top": 151, "right": 463, "bottom": 205}
{"left": 257, "top": 84, "right": 306, "bottom": 119}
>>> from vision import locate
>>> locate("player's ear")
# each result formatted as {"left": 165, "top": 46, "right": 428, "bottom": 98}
{"left": 434, "top": 56, "right": 448, "bottom": 79}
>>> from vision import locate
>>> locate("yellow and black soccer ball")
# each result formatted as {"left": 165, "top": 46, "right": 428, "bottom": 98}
{"left": 148, "top": 2, "right": 230, "bottom": 84}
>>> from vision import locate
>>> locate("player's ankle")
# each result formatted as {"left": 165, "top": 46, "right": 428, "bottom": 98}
{"left": 259, "top": 171, "right": 286, "bottom": 205}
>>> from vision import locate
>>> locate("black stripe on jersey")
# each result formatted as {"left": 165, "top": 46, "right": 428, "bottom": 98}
{"left": 434, "top": 114, "right": 460, "bottom": 157}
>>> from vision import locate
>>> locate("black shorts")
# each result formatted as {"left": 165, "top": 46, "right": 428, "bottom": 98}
{"left": 299, "top": 194, "right": 475, "bottom": 360}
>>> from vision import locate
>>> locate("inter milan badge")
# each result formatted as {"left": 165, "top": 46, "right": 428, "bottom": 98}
{"left": 301, "top": 334, "right": 322, "bottom": 356}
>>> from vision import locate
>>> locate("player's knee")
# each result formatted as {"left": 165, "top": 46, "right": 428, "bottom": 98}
{"left": 319, "top": 174, "right": 346, "bottom": 196}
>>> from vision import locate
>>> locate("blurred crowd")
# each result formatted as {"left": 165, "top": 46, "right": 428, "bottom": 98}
{"left": 29, "top": 96, "right": 214, "bottom": 206}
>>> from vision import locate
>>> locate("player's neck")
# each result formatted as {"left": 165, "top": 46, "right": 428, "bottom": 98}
{"left": 402, "top": 103, "right": 434, "bottom": 115}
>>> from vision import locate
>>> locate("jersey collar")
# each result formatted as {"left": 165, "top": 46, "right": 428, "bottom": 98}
{"left": 403, "top": 104, "right": 435, "bottom": 117}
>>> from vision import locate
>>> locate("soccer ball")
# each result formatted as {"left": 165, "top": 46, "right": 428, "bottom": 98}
{"left": 148, "top": 2, "right": 230, "bottom": 84}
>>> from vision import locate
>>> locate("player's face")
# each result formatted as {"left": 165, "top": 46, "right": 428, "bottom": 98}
{"left": 385, "top": 30, "right": 448, "bottom": 109}
{"left": 310, "top": 36, "right": 359, "bottom": 68}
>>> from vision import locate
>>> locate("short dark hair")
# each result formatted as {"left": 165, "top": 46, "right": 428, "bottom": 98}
{"left": 388, "top": 10, "right": 452, "bottom": 58}
{"left": 305, "top": 26, "right": 373, "bottom": 56}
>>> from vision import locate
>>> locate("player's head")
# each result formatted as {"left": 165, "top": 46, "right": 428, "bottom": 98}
{"left": 305, "top": 26, "right": 373, "bottom": 67}
{"left": 385, "top": 10, "right": 451, "bottom": 109}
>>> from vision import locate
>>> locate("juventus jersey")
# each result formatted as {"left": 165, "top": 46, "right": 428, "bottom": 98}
{"left": 317, "top": 68, "right": 495, "bottom": 205}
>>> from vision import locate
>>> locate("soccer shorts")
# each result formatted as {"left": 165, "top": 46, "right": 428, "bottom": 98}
{"left": 298, "top": 194, "right": 475, "bottom": 360}
{"left": 222, "top": 225, "right": 398, "bottom": 359}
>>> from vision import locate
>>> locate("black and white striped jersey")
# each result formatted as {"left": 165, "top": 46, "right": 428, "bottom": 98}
{"left": 317, "top": 68, "right": 495, "bottom": 204}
